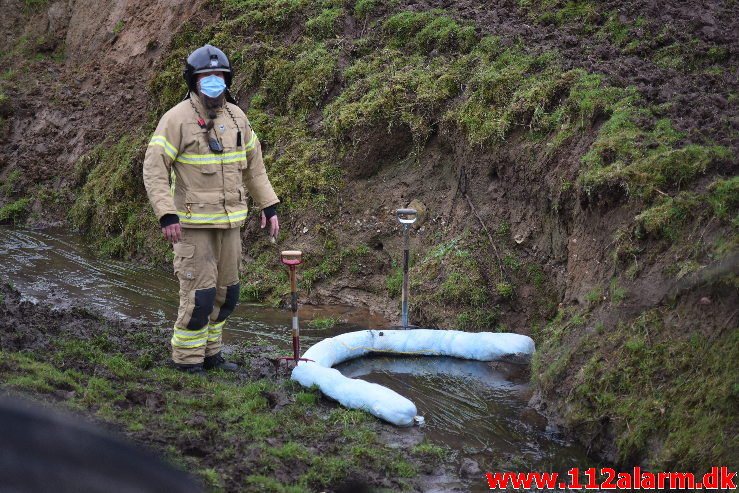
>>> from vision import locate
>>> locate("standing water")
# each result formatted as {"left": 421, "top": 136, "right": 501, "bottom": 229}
{"left": 0, "top": 227, "right": 596, "bottom": 491}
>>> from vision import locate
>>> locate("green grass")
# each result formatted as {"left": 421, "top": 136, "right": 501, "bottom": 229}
{"left": 707, "top": 176, "right": 739, "bottom": 228}
{"left": 385, "top": 266, "right": 403, "bottom": 298}
{"left": 355, "top": 0, "right": 378, "bottom": 18}
{"left": 69, "top": 135, "right": 168, "bottom": 260}
{"left": 258, "top": 41, "right": 339, "bottom": 114}
{"left": 600, "top": 12, "right": 645, "bottom": 46}
{"left": 411, "top": 443, "right": 448, "bottom": 462}
{"left": 305, "top": 8, "right": 343, "bottom": 40}
{"left": 495, "top": 282, "right": 513, "bottom": 298}
{"left": 248, "top": 110, "right": 342, "bottom": 211}
{"left": 609, "top": 279, "right": 627, "bottom": 305}
{"left": 22, "top": 0, "right": 48, "bottom": 13}
{"left": 447, "top": 42, "right": 566, "bottom": 145}
{"left": 325, "top": 47, "right": 465, "bottom": 149}
{"left": 382, "top": 10, "right": 477, "bottom": 53}
{"left": 0, "top": 198, "right": 30, "bottom": 224}
{"left": 113, "top": 21, "right": 125, "bottom": 35}
{"left": 579, "top": 105, "right": 731, "bottom": 203}
{"left": 584, "top": 285, "right": 603, "bottom": 306}
{"left": 241, "top": 242, "right": 373, "bottom": 304}
{"left": 533, "top": 304, "right": 738, "bottom": 470}
{"left": 307, "top": 315, "right": 339, "bottom": 329}
{"left": 455, "top": 309, "right": 499, "bottom": 332}
{"left": 0, "top": 309, "right": 429, "bottom": 491}
{"left": 414, "top": 235, "right": 489, "bottom": 308}
{"left": 634, "top": 192, "right": 700, "bottom": 240}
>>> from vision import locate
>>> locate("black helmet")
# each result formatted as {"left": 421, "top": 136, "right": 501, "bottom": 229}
{"left": 183, "top": 44, "right": 233, "bottom": 94}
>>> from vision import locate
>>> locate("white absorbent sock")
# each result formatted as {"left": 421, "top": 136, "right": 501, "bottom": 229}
{"left": 291, "top": 329, "right": 535, "bottom": 426}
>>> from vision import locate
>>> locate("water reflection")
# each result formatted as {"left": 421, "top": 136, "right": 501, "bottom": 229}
{"left": 337, "top": 355, "right": 593, "bottom": 486}
{"left": 0, "top": 227, "right": 384, "bottom": 350}
{"left": 1, "top": 226, "right": 596, "bottom": 489}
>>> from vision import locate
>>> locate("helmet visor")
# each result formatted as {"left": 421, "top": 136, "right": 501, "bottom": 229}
{"left": 193, "top": 67, "right": 231, "bottom": 74}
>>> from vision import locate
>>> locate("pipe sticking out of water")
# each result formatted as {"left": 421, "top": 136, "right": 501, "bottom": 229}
{"left": 395, "top": 208, "right": 417, "bottom": 329}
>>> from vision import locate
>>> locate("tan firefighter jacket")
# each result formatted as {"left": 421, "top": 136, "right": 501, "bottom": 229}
{"left": 143, "top": 96, "right": 279, "bottom": 228}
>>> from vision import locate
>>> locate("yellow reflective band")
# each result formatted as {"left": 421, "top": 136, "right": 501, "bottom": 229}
{"left": 176, "top": 150, "right": 246, "bottom": 165}
{"left": 173, "top": 327, "right": 207, "bottom": 339}
{"left": 171, "top": 328, "right": 208, "bottom": 346}
{"left": 207, "top": 321, "right": 224, "bottom": 341}
{"left": 244, "top": 131, "right": 257, "bottom": 152}
{"left": 177, "top": 209, "right": 249, "bottom": 224}
{"left": 171, "top": 336, "right": 207, "bottom": 348}
{"left": 148, "top": 136, "right": 178, "bottom": 159}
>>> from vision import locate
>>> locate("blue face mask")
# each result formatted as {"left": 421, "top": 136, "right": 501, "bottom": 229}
{"left": 199, "top": 74, "right": 226, "bottom": 98}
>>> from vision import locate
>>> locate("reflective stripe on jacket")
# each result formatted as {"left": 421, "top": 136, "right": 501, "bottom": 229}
{"left": 143, "top": 97, "right": 279, "bottom": 229}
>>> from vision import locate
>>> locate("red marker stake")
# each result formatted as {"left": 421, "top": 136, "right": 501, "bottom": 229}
{"left": 276, "top": 250, "right": 313, "bottom": 371}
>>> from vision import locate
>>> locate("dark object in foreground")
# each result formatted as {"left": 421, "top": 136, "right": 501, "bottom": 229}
{"left": 0, "top": 395, "right": 202, "bottom": 493}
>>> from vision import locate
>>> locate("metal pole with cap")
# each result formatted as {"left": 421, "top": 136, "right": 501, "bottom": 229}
{"left": 274, "top": 250, "right": 313, "bottom": 372}
{"left": 395, "top": 208, "right": 417, "bottom": 329}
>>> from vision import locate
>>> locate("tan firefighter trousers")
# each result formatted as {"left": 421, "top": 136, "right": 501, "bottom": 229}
{"left": 170, "top": 227, "right": 241, "bottom": 365}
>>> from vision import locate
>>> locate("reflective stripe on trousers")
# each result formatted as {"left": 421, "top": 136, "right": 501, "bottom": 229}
{"left": 171, "top": 227, "right": 241, "bottom": 365}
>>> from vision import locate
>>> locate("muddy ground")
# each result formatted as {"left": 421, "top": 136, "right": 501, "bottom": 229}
{"left": 1, "top": 0, "right": 737, "bottom": 475}
{"left": 0, "top": 282, "right": 476, "bottom": 492}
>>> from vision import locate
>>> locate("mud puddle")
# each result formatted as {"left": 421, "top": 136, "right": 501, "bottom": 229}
{"left": 338, "top": 355, "right": 596, "bottom": 491}
{"left": 1, "top": 227, "right": 597, "bottom": 490}
{"left": 0, "top": 227, "right": 385, "bottom": 350}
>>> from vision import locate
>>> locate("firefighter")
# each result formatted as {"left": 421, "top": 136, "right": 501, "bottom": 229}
{"left": 143, "top": 44, "right": 279, "bottom": 375}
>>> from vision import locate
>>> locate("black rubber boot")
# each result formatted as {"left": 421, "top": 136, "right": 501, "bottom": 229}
{"left": 174, "top": 362, "right": 206, "bottom": 376}
{"left": 203, "top": 352, "right": 238, "bottom": 372}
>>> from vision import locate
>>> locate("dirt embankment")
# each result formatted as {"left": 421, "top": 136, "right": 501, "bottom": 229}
{"left": 0, "top": 0, "right": 204, "bottom": 217}
{"left": 1, "top": 0, "right": 737, "bottom": 473}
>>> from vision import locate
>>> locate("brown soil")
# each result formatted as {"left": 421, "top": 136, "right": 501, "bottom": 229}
{"left": 0, "top": 0, "right": 206, "bottom": 202}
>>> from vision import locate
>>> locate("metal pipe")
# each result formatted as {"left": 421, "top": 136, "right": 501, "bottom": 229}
{"left": 395, "top": 209, "right": 417, "bottom": 329}
{"left": 402, "top": 223, "right": 410, "bottom": 328}
{"left": 289, "top": 265, "right": 299, "bottom": 361}
{"left": 281, "top": 250, "right": 303, "bottom": 362}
